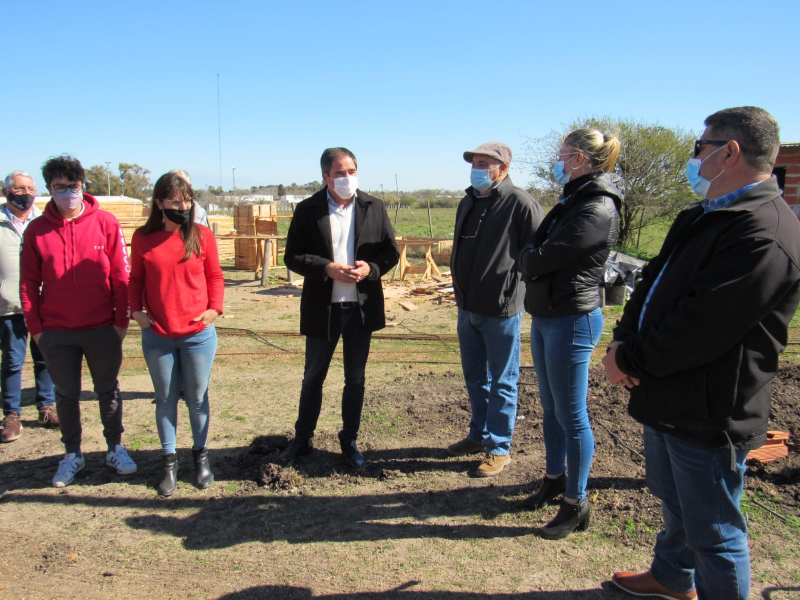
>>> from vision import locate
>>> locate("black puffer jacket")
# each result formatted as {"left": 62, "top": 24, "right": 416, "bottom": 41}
{"left": 518, "top": 172, "right": 623, "bottom": 318}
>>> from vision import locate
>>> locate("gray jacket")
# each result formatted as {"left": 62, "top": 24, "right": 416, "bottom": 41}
{"left": 0, "top": 203, "right": 43, "bottom": 316}
{"left": 451, "top": 177, "right": 543, "bottom": 317}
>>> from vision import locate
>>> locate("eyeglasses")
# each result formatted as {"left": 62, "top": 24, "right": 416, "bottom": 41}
{"left": 459, "top": 206, "right": 489, "bottom": 239}
{"left": 10, "top": 185, "right": 36, "bottom": 194}
{"left": 161, "top": 198, "right": 194, "bottom": 209}
{"left": 693, "top": 140, "right": 728, "bottom": 158}
{"left": 51, "top": 183, "right": 83, "bottom": 193}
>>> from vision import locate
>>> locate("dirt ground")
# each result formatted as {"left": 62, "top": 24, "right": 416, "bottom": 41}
{"left": 0, "top": 273, "right": 798, "bottom": 600}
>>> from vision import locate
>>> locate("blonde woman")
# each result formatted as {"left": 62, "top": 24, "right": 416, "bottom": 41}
{"left": 518, "top": 129, "right": 623, "bottom": 539}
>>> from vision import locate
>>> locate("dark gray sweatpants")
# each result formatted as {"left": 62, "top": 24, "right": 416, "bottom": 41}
{"left": 37, "top": 325, "right": 124, "bottom": 454}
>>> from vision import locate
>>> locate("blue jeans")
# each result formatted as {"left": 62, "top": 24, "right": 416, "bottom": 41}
{"left": 1, "top": 315, "right": 54, "bottom": 415}
{"left": 457, "top": 309, "right": 522, "bottom": 455}
{"left": 644, "top": 426, "right": 750, "bottom": 600}
{"left": 530, "top": 308, "right": 602, "bottom": 501}
{"left": 141, "top": 325, "right": 218, "bottom": 454}
{"left": 295, "top": 305, "right": 372, "bottom": 442}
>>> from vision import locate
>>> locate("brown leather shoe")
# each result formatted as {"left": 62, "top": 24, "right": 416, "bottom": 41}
{"left": 447, "top": 437, "right": 484, "bottom": 457}
{"left": 611, "top": 571, "right": 697, "bottom": 599}
{"left": 1, "top": 412, "right": 22, "bottom": 442}
{"left": 38, "top": 406, "right": 60, "bottom": 429}
{"left": 476, "top": 453, "right": 511, "bottom": 477}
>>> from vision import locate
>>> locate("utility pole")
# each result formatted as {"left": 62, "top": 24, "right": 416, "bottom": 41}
{"left": 231, "top": 167, "right": 237, "bottom": 203}
{"left": 394, "top": 174, "right": 400, "bottom": 226}
{"left": 105, "top": 161, "right": 111, "bottom": 196}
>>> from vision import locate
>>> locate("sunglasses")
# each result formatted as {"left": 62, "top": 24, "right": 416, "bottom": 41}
{"left": 693, "top": 140, "right": 728, "bottom": 158}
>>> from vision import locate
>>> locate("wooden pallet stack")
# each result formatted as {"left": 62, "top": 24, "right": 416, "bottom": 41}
{"left": 233, "top": 203, "right": 280, "bottom": 270}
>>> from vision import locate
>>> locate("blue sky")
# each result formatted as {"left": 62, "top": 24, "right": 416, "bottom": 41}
{"left": 5, "top": 0, "right": 800, "bottom": 194}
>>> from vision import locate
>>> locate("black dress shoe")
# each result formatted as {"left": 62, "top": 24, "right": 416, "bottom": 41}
{"left": 157, "top": 453, "right": 178, "bottom": 497}
{"left": 536, "top": 498, "right": 591, "bottom": 540}
{"left": 192, "top": 447, "right": 214, "bottom": 489}
{"left": 340, "top": 439, "right": 365, "bottom": 470}
{"left": 280, "top": 437, "right": 313, "bottom": 461}
{"left": 521, "top": 472, "right": 567, "bottom": 510}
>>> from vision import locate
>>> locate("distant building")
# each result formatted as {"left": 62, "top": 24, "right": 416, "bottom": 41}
{"left": 775, "top": 143, "right": 800, "bottom": 217}
{"left": 280, "top": 194, "right": 309, "bottom": 205}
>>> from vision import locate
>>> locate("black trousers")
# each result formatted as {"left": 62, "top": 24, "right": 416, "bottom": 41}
{"left": 37, "top": 325, "right": 124, "bottom": 454}
{"left": 295, "top": 305, "right": 372, "bottom": 442}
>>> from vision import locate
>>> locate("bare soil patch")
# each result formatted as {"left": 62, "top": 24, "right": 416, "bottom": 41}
{"left": 0, "top": 275, "right": 798, "bottom": 599}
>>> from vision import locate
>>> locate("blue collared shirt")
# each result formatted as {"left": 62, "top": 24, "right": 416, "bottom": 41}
{"left": 637, "top": 181, "right": 765, "bottom": 330}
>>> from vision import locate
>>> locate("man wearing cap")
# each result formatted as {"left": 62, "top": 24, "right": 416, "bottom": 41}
{"left": 448, "top": 143, "right": 543, "bottom": 476}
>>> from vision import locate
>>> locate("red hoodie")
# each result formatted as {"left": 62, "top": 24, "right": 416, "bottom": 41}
{"left": 20, "top": 194, "right": 131, "bottom": 336}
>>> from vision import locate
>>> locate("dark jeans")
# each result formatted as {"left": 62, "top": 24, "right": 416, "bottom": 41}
{"left": 37, "top": 326, "right": 124, "bottom": 453}
{"left": 295, "top": 305, "right": 372, "bottom": 442}
{"left": 1, "top": 315, "right": 54, "bottom": 415}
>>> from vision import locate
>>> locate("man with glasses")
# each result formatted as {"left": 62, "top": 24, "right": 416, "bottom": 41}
{"left": 0, "top": 171, "right": 56, "bottom": 442}
{"left": 448, "top": 143, "right": 542, "bottom": 476}
{"left": 20, "top": 155, "right": 137, "bottom": 487}
{"left": 281, "top": 147, "right": 398, "bottom": 469}
{"left": 602, "top": 107, "right": 800, "bottom": 600}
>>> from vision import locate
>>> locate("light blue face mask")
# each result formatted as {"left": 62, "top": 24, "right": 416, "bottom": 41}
{"left": 685, "top": 145, "right": 726, "bottom": 198}
{"left": 553, "top": 153, "right": 579, "bottom": 186}
{"left": 470, "top": 165, "right": 500, "bottom": 192}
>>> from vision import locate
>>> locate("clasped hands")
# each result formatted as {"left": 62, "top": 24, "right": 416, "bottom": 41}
{"left": 601, "top": 341, "right": 640, "bottom": 389}
{"left": 326, "top": 260, "right": 371, "bottom": 283}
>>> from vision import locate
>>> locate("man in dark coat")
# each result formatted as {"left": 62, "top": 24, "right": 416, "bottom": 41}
{"left": 603, "top": 107, "right": 800, "bottom": 600}
{"left": 282, "top": 147, "right": 399, "bottom": 469}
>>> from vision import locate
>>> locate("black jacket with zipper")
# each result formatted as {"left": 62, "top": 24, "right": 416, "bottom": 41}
{"left": 284, "top": 188, "right": 399, "bottom": 340}
{"left": 613, "top": 177, "right": 800, "bottom": 450}
{"left": 519, "top": 172, "right": 623, "bottom": 318}
{"left": 451, "top": 176, "right": 543, "bottom": 317}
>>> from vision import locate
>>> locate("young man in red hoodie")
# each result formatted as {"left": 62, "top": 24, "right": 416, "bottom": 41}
{"left": 20, "top": 155, "right": 137, "bottom": 487}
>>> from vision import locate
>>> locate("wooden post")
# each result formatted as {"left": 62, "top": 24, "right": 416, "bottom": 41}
{"left": 287, "top": 268, "right": 294, "bottom": 283}
{"left": 262, "top": 239, "right": 271, "bottom": 286}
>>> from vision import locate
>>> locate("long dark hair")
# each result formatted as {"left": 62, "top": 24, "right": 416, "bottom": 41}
{"left": 140, "top": 173, "right": 201, "bottom": 262}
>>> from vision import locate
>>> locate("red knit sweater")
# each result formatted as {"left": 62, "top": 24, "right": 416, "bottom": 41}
{"left": 129, "top": 226, "right": 224, "bottom": 338}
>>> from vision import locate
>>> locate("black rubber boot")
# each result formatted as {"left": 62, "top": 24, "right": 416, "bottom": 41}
{"left": 157, "top": 453, "right": 178, "bottom": 497}
{"left": 192, "top": 447, "right": 214, "bottom": 489}
{"left": 521, "top": 473, "right": 567, "bottom": 510}
{"left": 537, "top": 499, "right": 591, "bottom": 540}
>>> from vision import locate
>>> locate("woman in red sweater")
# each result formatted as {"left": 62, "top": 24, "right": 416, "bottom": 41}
{"left": 129, "top": 173, "right": 224, "bottom": 496}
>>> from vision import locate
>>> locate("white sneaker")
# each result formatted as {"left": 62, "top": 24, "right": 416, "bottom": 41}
{"left": 106, "top": 445, "right": 137, "bottom": 475}
{"left": 52, "top": 453, "right": 85, "bottom": 488}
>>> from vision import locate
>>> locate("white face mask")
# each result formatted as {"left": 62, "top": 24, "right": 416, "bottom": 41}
{"left": 332, "top": 176, "right": 358, "bottom": 200}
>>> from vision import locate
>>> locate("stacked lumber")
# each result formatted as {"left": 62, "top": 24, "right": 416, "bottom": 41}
{"left": 208, "top": 216, "right": 235, "bottom": 261}
{"left": 233, "top": 204, "right": 280, "bottom": 269}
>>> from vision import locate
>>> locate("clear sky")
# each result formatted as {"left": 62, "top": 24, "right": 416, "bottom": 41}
{"left": 5, "top": 0, "right": 800, "bottom": 194}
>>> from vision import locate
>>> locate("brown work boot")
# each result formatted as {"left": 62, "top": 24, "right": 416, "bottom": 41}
{"left": 38, "top": 406, "right": 60, "bottom": 429}
{"left": 476, "top": 453, "right": 511, "bottom": 477}
{"left": 611, "top": 571, "right": 697, "bottom": 599}
{"left": 447, "top": 437, "right": 485, "bottom": 457}
{"left": 1, "top": 412, "right": 22, "bottom": 442}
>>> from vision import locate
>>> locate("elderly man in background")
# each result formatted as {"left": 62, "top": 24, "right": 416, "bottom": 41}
{"left": 0, "top": 171, "right": 56, "bottom": 442}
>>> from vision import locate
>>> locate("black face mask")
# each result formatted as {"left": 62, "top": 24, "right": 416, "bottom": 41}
{"left": 7, "top": 193, "right": 34, "bottom": 212}
{"left": 163, "top": 208, "right": 192, "bottom": 225}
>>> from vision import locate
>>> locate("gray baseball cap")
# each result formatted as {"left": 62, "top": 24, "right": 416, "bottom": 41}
{"left": 463, "top": 142, "right": 512, "bottom": 165}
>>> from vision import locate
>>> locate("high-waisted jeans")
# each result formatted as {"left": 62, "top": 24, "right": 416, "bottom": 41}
{"left": 141, "top": 325, "right": 218, "bottom": 454}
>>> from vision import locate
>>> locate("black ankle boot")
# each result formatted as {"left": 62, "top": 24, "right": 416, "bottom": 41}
{"left": 192, "top": 447, "right": 214, "bottom": 489}
{"left": 521, "top": 473, "right": 567, "bottom": 510}
{"left": 537, "top": 498, "right": 591, "bottom": 540}
{"left": 157, "top": 453, "right": 178, "bottom": 497}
